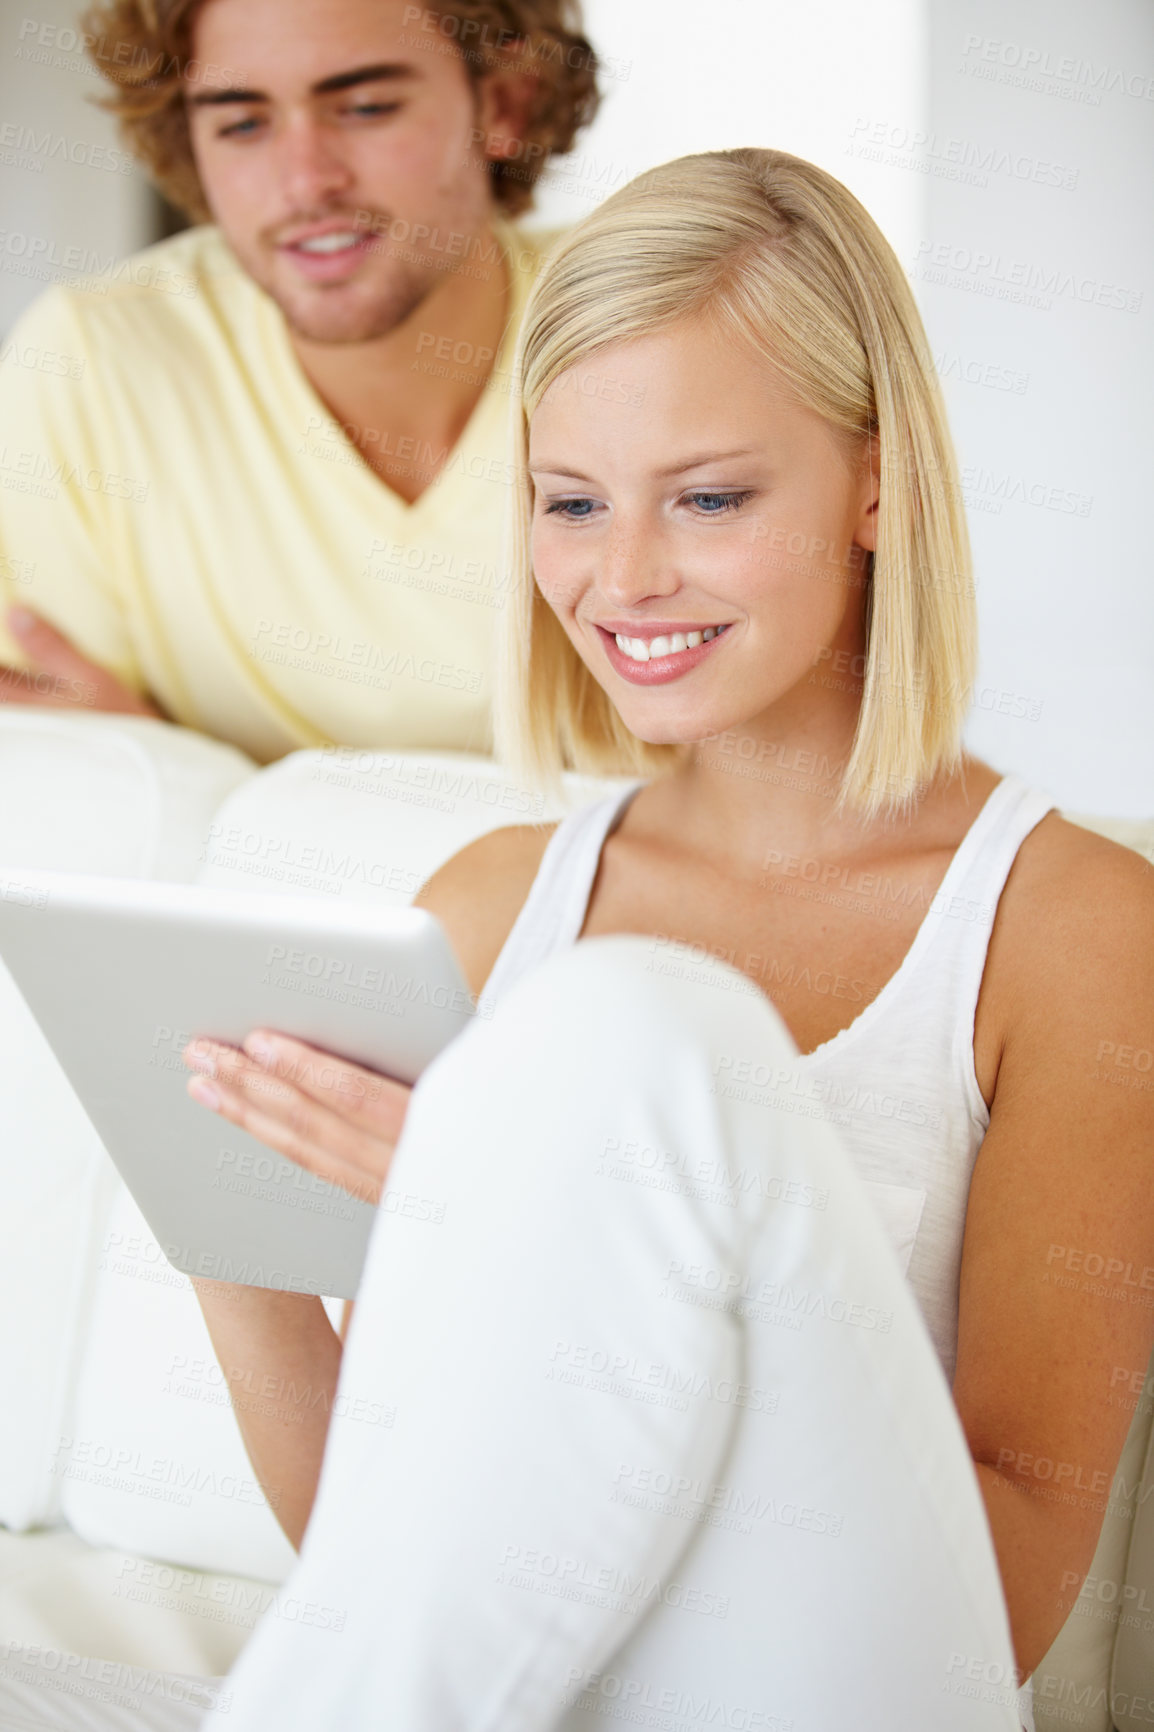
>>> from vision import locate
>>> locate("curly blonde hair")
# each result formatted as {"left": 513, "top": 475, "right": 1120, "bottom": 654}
{"left": 80, "top": 0, "right": 600, "bottom": 220}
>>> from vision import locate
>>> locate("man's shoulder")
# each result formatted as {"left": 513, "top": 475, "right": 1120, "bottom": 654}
{"left": 509, "top": 221, "right": 568, "bottom": 255}
{"left": 501, "top": 219, "right": 568, "bottom": 284}
{"left": 96, "top": 224, "right": 239, "bottom": 295}
{"left": 9, "top": 226, "right": 254, "bottom": 352}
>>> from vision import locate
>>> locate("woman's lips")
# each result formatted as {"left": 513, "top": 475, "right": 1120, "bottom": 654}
{"left": 596, "top": 623, "right": 732, "bottom": 686}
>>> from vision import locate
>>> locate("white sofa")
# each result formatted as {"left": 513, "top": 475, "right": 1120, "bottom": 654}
{"left": 0, "top": 706, "right": 1151, "bottom": 1732}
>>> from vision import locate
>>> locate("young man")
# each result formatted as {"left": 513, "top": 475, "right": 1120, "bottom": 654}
{"left": 0, "top": 0, "right": 599, "bottom": 760}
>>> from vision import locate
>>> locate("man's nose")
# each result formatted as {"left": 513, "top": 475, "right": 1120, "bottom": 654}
{"left": 276, "top": 118, "right": 355, "bottom": 212}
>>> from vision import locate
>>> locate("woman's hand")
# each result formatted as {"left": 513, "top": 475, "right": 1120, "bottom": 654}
{"left": 182, "top": 1031, "right": 410, "bottom": 1206}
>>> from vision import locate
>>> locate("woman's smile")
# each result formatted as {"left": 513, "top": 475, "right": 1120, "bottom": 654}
{"left": 595, "top": 620, "right": 734, "bottom": 683}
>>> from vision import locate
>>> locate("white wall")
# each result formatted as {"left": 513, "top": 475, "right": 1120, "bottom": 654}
{"left": 532, "top": 0, "right": 928, "bottom": 267}
{"left": 925, "top": 0, "right": 1154, "bottom": 814}
{"left": 0, "top": 3, "right": 152, "bottom": 338}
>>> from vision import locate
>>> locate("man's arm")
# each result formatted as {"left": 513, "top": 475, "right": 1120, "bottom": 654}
{"left": 0, "top": 287, "right": 151, "bottom": 711}
{"left": 0, "top": 606, "right": 161, "bottom": 715}
{"left": 952, "top": 823, "right": 1154, "bottom": 1678}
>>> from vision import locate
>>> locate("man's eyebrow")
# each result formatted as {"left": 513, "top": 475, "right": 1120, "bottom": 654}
{"left": 188, "top": 62, "right": 419, "bottom": 107}
{"left": 313, "top": 62, "right": 419, "bottom": 96}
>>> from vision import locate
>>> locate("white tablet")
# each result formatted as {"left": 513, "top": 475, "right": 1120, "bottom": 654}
{"left": 0, "top": 869, "right": 475, "bottom": 1299}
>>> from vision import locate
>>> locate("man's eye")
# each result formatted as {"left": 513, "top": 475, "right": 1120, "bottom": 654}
{"left": 344, "top": 101, "right": 403, "bottom": 118}
{"left": 686, "top": 490, "right": 753, "bottom": 514}
{"left": 214, "top": 101, "right": 401, "bottom": 141}
{"left": 217, "top": 116, "right": 263, "bottom": 139}
{"left": 543, "top": 498, "right": 598, "bottom": 519}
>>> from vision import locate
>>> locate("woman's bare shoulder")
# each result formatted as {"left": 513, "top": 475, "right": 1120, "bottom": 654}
{"left": 413, "top": 823, "right": 560, "bottom": 998}
{"left": 991, "top": 810, "right": 1154, "bottom": 1015}
{"left": 1008, "top": 809, "right": 1152, "bottom": 905}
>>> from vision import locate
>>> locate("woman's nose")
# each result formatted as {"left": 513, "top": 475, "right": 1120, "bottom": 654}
{"left": 596, "top": 518, "right": 681, "bottom": 609}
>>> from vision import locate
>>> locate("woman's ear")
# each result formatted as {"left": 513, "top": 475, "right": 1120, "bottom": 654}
{"left": 854, "top": 431, "right": 881, "bottom": 554}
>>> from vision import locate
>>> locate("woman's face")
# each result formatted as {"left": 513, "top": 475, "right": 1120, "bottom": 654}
{"left": 527, "top": 316, "right": 880, "bottom": 748}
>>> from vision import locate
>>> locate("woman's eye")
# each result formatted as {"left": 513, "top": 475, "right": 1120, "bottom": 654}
{"left": 543, "top": 498, "right": 599, "bottom": 520}
{"left": 685, "top": 490, "right": 753, "bottom": 514}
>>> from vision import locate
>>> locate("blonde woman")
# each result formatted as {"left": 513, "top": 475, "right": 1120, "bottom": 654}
{"left": 172, "top": 150, "right": 1153, "bottom": 1732}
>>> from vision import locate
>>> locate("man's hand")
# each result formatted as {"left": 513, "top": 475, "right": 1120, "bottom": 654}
{"left": 0, "top": 606, "right": 161, "bottom": 716}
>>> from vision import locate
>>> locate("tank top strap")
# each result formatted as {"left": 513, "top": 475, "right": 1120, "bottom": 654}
{"left": 915, "top": 772, "right": 1057, "bottom": 1124}
{"left": 928, "top": 772, "right": 1057, "bottom": 999}
{"left": 479, "top": 780, "right": 645, "bottom": 1011}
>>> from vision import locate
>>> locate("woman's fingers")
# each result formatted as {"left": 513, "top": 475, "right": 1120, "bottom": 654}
{"left": 241, "top": 1030, "right": 409, "bottom": 1137}
{"left": 181, "top": 1037, "right": 403, "bottom": 1205}
{"left": 208, "top": 1090, "right": 383, "bottom": 1206}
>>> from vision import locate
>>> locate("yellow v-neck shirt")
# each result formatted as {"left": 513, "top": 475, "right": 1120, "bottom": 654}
{"left": 0, "top": 219, "right": 556, "bottom": 761}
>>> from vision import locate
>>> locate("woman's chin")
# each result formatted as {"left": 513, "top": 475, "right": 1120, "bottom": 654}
{"left": 620, "top": 719, "right": 704, "bottom": 749}
{"left": 617, "top": 705, "right": 741, "bottom": 751}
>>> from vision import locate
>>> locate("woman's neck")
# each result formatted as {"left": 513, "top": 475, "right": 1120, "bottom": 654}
{"left": 672, "top": 679, "right": 879, "bottom": 876}
{"left": 658, "top": 744, "right": 999, "bottom": 887}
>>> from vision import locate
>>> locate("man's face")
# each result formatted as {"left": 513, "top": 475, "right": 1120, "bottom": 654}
{"left": 186, "top": 0, "right": 517, "bottom": 342}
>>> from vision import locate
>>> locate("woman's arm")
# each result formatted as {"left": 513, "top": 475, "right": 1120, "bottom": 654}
{"left": 952, "top": 822, "right": 1154, "bottom": 1678}
{"left": 190, "top": 1279, "right": 344, "bottom": 1551}
{"left": 182, "top": 821, "right": 556, "bottom": 1542}
{"left": 182, "top": 1030, "right": 411, "bottom": 1547}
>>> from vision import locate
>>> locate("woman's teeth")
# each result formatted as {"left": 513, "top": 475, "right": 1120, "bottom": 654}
{"left": 296, "top": 231, "right": 361, "bottom": 254}
{"left": 614, "top": 625, "right": 725, "bottom": 663}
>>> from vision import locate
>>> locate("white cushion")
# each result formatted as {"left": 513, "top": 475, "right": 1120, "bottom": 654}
{"left": 1063, "top": 811, "right": 1154, "bottom": 866}
{"left": 0, "top": 711, "right": 255, "bottom": 1533}
{"left": 197, "top": 746, "right": 632, "bottom": 904}
{"left": 1112, "top": 1387, "right": 1154, "bottom": 1727}
{"left": 0, "top": 708, "right": 255, "bottom": 881}
{"left": 1031, "top": 1374, "right": 1154, "bottom": 1732}
{"left": 0, "top": 1524, "right": 261, "bottom": 1678}
{"left": 59, "top": 1187, "right": 301, "bottom": 1585}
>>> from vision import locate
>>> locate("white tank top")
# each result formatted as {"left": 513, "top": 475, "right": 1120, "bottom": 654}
{"left": 481, "top": 772, "right": 1056, "bottom": 1384}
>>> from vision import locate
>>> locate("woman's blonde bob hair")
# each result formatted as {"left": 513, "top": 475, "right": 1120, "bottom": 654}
{"left": 497, "top": 147, "right": 976, "bottom": 819}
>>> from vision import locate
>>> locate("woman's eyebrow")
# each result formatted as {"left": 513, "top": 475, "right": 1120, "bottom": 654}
{"left": 654, "top": 448, "right": 758, "bottom": 476}
{"left": 529, "top": 450, "right": 759, "bottom": 483}
{"left": 528, "top": 465, "right": 598, "bottom": 482}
